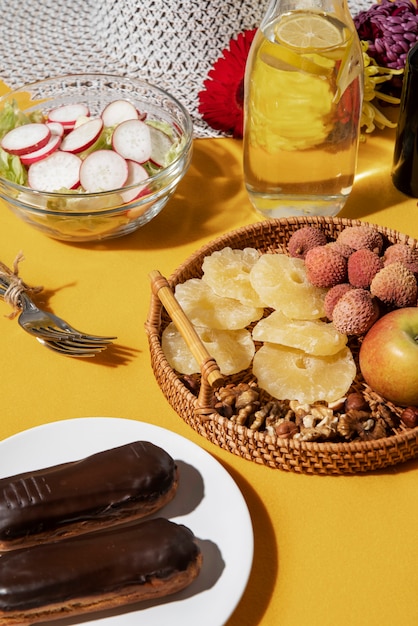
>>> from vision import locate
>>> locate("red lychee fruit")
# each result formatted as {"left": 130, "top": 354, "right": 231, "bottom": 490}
{"left": 287, "top": 226, "right": 327, "bottom": 259}
{"left": 304, "top": 246, "right": 347, "bottom": 288}
{"left": 347, "top": 249, "right": 383, "bottom": 288}
{"left": 332, "top": 289, "right": 380, "bottom": 336}
{"left": 336, "top": 225, "right": 384, "bottom": 254}
{"left": 370, "top": 262, "right": 418, "bottom": 308}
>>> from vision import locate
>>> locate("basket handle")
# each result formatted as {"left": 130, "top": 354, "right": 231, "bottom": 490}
{"left": 149, "top": 271, "right": 224, "bottom": 394}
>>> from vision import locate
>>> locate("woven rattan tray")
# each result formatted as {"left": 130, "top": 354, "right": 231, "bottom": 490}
{"left": 146, "top": 216, "right": 418, "bottom": 475}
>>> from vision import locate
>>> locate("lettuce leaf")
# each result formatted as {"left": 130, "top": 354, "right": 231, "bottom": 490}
{"left": 0, "top": 100, "right": 43, "bottom": 184}
{"left": 146, "top": 119, "right": 186, "bottom": 168}
{"left": 0, "top": 148, "right": 27, "bottom": 185}
{"left": 0, "top": 100, "right": 43, "bottom": 140}
{"left": 77, "top": 126, "right": 114, "bottom": 159}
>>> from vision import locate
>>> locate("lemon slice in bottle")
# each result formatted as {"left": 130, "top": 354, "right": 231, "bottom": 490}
{"left": 274, "top": 11, "right": 344, "bottom": 50}
{"left": 259, "top": 38, "right": 330, "bottom": 75}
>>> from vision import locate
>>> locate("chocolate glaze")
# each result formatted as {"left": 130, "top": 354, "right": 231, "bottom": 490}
{"left": 0, "top": 518, "right": 200, "bottom": 611}
{"left": 0, "top": 441, "right": 176, "bottom": 541}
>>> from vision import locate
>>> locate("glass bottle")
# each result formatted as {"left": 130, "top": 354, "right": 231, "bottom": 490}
{"left": 392, "top": 42, "right": 418, "bottom": 197}
{"left": 243, "top": 0, "right": 364, "bottom": 218}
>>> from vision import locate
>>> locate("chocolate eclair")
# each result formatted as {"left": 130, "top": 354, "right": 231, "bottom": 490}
{"left": 0, "top": 441, "right": 178, "bottom": 550}
{"left": 0, "top": 517, "right": 202, "bottom": 624}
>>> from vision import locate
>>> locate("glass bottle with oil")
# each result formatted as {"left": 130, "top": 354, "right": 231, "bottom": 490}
{"left": 243, "top": 0, "right": 364, "bottom": 218}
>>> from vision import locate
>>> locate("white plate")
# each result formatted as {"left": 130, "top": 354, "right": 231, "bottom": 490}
{"left": 0, "top": 417, "right": 253, "bottom": 626}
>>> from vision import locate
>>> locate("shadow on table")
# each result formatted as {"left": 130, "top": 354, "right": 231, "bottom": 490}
{"left": 221, "top": 460, "right": 279, "bottom": 626}
{"left": 341, "top": 126, "right": 410, "bottom": 221}
{"left": 77, "top": 342, "right": 141, "bottom": 368}
{"left": 58, "top": 138, "right": 257, "bottom": 254}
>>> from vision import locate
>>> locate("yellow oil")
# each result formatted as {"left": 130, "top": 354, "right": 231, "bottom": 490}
{"left": 243, "top": 12, "right": 363, "bottom": 217}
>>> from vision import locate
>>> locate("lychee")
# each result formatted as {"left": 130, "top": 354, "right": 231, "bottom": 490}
{"left": 326, "top": 241, "right": 354, "bottom": 258}
{"left": 324, "top": 283, "right": 355, "bottom": 320}
{"left": 370, "top": 262, "right": 418, "bottom": 308}
{"left": 332, "top": 289, "right": 380, "bottom": 335}
{"left": 304, "top": 245, "right": 347, "bottom": 288}
{"left": 287, "top": 226, "right": 327, "bottom": 259}
{"left": 336, "top": 225, "right": 384, "bottom": 254}
{"left": 347, "top": 249, "right": 383, "bottom": 288}
{"left": 383, "top": 243, "right": 418, "bottom": 277}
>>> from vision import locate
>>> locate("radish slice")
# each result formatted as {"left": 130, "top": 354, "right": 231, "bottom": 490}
{"left": 20, "top": 134, "right": 62, "bottom": 166}
{"left": 112, "top": 119, "right": 152, "bottom": 163}
{"left": 1, "top": 123, "right": 51, "bottom": 156}
{"left": 28, "top": 151, "right": 82, "bottom": 192}
{"left": 47, "top": 103, "right": 90, "bottom": 130}
{"left": 102, "top": 99, "right": 139, "bottom": 127}
{"left": 121, "top": 160, "right": 150, "bottom": 203}
{"left": 60, "top": 118, "right": 103, "bottom": 153}
{"left": 148, "top": 125, "right": 174, "bottom": 167}
{"left": 79, "top": 150, "right": 128, "bottom": 192}
{"left": 46, "top": 122, "right": 65, "bottom": 138}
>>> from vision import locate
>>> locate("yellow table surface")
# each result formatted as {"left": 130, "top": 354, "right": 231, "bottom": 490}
{"left": 1, "top": 79, "right": 418, "bottom": 626}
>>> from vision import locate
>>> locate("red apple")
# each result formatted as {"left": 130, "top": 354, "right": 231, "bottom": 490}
{"left": 359, "top": 307, "right": 418, "bottom": 406}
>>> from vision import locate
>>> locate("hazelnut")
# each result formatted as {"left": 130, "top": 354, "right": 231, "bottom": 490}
{"left": 182, "top": 374, "right": 200, "bottom": 395}
{"left": 344, "top": 393, "right": 369, "bottom": 413}
{"left": 275, "top": 421, "right": 298, "bottom": 439}
{"left": 400, "top": 406, "right": 418, "bottom": 429}
{"left": 215, "top": 402, "right": 234, "bottom": 419}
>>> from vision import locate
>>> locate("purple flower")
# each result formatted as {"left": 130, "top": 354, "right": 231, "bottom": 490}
{"left": 355, "top": 0, "right": 418, "bottom": 69}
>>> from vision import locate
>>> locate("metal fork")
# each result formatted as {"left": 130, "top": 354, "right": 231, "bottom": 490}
{"left": 37, "top": 337, "right": 113, "bottom": 357}
{"left": 0, "top": 275, "right": 116, "bottom": 357}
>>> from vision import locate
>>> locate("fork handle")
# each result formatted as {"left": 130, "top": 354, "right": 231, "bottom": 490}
{"left": 0, "top": 274, "right": 28, "bottom": 311}
{"left": 0, "top": 275, "right": 22, "bottom": 311}
{"left": 0, "top": 270, "right": 41, "bottom": 304}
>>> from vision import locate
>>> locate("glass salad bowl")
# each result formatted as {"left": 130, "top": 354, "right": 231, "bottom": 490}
{"left": 0, "top": 74, "right": 193, "bottom": 242}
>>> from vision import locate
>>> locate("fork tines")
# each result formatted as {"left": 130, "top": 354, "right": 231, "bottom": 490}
{"left": 37, "top": 338, "right": 111, "bottom": 357}
{"left": 30, "top": 326, "right": 116, "bottom": 343}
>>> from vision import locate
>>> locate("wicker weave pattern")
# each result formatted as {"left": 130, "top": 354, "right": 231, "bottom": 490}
{"left": 146, "top": 217, "right": 418, "bottom": 474}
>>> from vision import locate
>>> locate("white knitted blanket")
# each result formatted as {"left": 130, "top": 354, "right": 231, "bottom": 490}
{"left": 0, "top": 0, "right": 374, "bottom": 137}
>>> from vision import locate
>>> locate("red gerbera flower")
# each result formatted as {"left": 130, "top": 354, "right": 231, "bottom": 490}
{"left": 198, "top": 29, "right": 257, "bottom": 138}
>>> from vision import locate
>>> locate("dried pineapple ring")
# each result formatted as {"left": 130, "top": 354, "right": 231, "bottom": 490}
{"left": 252, "top": 310, "right": 347, "bottom": 356}
{"left": 250, "top": 253, "right": 327, "bottom": 319}
{"left": 161, "top": 322, "right": 255, "bottom": 376}
{"left": 175, "top": 278, "right": 264, "bottom": 330}
{"left": 253, "top": 343, "right": 356, "bottom": 404}
{"left": 202, "top": 247, "right": 265, "bottom": 306}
